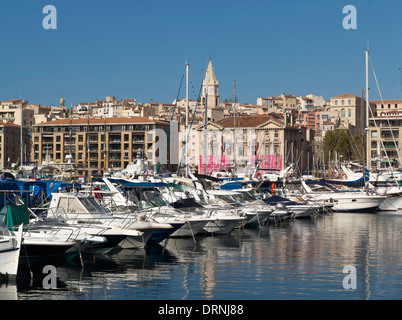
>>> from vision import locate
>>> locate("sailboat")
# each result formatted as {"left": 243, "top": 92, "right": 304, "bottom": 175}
{"left": 335, "top": 50, "right": 402, "bottom": 211}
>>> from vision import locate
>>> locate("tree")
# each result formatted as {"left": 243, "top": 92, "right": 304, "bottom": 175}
{"left": 323, "top": 129, "right": 364, "bottom": 164}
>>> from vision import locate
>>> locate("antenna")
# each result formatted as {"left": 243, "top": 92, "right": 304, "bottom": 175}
{"left": 399, "top": 67, "right": 402, "bottom": 99}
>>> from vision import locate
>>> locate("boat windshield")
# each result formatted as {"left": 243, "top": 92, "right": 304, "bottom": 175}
{"left": 143, "top": 191, "right": 167, "bottom": 207}
{"left": 229, "top": 193, "right": 244, "bottom": 202}
{"left": 137, "top": 201, "right": 156, "bottom": 210}
{"left": 212, "top": 194, "right": 237, "bottom": 204}
{"left": 238, "top": 191, "right": 256, "bottom": 201}
{"left": 78, "top": 196, "right": 110, "bottom": 214}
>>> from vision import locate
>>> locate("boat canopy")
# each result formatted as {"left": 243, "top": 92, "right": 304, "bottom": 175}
{"left": 108, "top": 178, "right": 168, "bottom": 188}
{"left": 0, "top": 205, "right": 30, "bottom": 231}
{"left": 220, "top": 180, "right": 255, "bottom": 190}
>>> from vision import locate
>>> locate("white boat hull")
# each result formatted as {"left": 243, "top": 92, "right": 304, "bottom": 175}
{"left": 201, "top": 216, "right": 244, "bottom": 235}
{"left": 0, "top": 225, "right": 23, "bottom": 277}
{"left": 118, "top": 229, "right": 154, "bottom": 249}
{"left": 303, "top": 194, "right": 385, "bottom": 212}
{"left": 170, "top": 219, "right": 210, "bottom": 237}
{"left": 378, "top": 195, "right": 402, "bottom": 211}
{"left": 242, "top": 209, "right": 272, "bottom": 226}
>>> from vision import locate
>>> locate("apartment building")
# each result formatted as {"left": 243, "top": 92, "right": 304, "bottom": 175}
{"left": 32, "top": 117, "right": 172, "bottom": 176}
{"left": 0, "top": 122, "right": 30, "bottom": 168}
{"left": 0, "top": 99, "right": 35, "bottom": 128}
{"left": 368, "top": 99, "right": 402, "bottom": 169}
{"left": 329, "top": 93, "right": 375, "bottom": 135}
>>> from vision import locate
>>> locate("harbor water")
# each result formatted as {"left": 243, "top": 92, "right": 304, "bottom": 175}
{"left": 3, "top": 211, "right": 402, "bottom": 300}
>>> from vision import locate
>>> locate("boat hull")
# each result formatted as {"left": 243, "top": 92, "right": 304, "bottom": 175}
{"left": 170, "top": 220, "right": 210, "bottom": 237}
{"left": 378, "top": 195, "right": 402, "bottom": 211}
{"left": 0, "top": 247, "right": 20, "bottom": 277}
{"left": 200, "top": 217, "right": 243, "bottom": 235}
{"left": 118, "top": 229, "right": 154, "bottom": 249}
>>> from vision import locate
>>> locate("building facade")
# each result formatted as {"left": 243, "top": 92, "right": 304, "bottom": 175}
{"left": 32, "top": 117, "right": 172, "bottom": 176}
{"left": 0, "top": 122, "right": 30, "bottom": 168}
{"left": 189, "top": 114, "right": 313, "bottom": 174}
{"left": 329, "top": 93, "right": 375, "bottom": 135}
{"left": 368, "top": 99, "right": 402, "bottom": 169}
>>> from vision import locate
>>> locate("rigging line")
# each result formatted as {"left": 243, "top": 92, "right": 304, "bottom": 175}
{"left": 22, "top": 106, "right": 38, "bottom": 168}
{"left": 369, "top": 56, "right": 401, "bottom": 170}
{"left": 346, "top": 129, "right": 363, "bottom": 164}
{"left": 348, "top": 55, "right": 365, "bottom": 90}
{"left": 177, "top": 77, "right": 203, "bottom": 175}
{"left": 367, "top": 95, "right": 393, "bottom": 173}
{"left": 156, "top": 71, "right": 185, "bottom": 174}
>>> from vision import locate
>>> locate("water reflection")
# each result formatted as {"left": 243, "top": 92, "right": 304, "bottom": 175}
{"left": 8, "top": 213, "right": 402, "bottom": 300}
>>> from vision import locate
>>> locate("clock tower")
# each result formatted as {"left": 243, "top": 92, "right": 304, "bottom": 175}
{"left": 201, "top": 59, "right": 220, "bottom": 109}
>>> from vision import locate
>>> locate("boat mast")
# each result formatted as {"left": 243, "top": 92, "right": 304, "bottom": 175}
{"left": 185, "top": 62, "right": 189, "bottom": 177}
{"left": 20, "top": 98, "right": 23, "bottom": 166}
{"left": 69, "top": 102, "right": 73, "bottom": 182}
{"left": 365, "top": 49, "right": 370, "bottom": 172}
{"left": 233, "top": 79, "right": 237, "bottom": 172}
{"left": 204, "top": 67, "right": 208, "bottom": 175}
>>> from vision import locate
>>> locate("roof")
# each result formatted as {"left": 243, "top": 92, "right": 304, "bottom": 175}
{"left": 0, "top": 121, "right": 21, "bottom": 127}
{"left": 331, "top": 93, "right": 359, "bottom": 99}
{"left": 34, "top": 116, "right": 169, "bottom": 126}
{"left": 215, "top": 115, "right": 284, "bottom": 128}
{"left": 371, "top": 99, "right": 402, "bottom": 104}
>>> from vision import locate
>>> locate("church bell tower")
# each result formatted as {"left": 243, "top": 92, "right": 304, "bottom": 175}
{"left": 201, "top": 59, "right": 220, "bottom": 108}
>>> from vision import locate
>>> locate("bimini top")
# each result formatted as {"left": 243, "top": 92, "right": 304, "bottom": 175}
{"left": 108, "top": 178, "right": 168, "bottom": 188}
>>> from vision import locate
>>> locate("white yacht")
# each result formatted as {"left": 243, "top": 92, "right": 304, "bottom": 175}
{"left": 101, "top": 178, "right": 214, "bottom": 239}
{"left": 299, "top": 180, "right": 385, "bottom": 212}
{"left": 0, "top": 223, "right": 23, "bottom": 279}
{"left": 48, "top": 192, "right": 171, "bottom": 249}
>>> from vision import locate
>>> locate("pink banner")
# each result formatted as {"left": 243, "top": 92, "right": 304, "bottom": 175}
{"left": 199, "top": 155, "right": 282, "bottom": 174}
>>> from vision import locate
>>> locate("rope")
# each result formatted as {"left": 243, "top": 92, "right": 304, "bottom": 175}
{"left": 156, "top": 72, "right": 185, "bottom": 174}
{"left": 23, "top": 107, "right": 38, "bottom": 166}
{"left": 369, "top": 56, "right": 401, "bottom": 171}
{"left": 177, "top": 78, "right": 203, "bottom": 175}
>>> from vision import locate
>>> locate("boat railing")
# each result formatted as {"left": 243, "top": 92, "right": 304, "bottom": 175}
{"left": 41, "top": 206, "right": 86, "bottom": 242}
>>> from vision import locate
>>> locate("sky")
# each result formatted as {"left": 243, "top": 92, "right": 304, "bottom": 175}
{"left": 0, "top": 0, "right": 401, "bottom": 107}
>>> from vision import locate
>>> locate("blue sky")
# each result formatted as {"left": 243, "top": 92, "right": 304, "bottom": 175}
{"left": 0, "top": 0, "right": 401, "bottom": 107}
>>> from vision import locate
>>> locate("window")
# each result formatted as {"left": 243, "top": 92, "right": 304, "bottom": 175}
{"left": 348, "top": 109, "right": 351, "bottom": 117}
{"left": 348, "top": 100, "right": 351, "bottom": 105}
{"left": 371, "top": 131, "right": 377, "bottom": 138}
{"left": 264, "top": 144, "right": 270, "bottom": 155}
{"left": 341, "top": 109, "right": 345, "bottom": 118}
{"left": 341, "top": 100, "right": 345, "bottom": 105}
